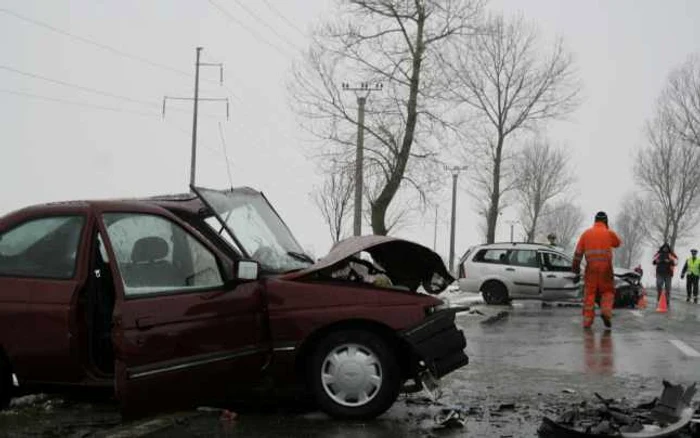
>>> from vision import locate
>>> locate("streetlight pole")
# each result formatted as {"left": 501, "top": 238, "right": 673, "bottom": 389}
{"left": 433, "top": 205, "right": 438, "bottom": 251}
{"left": 447, "top": 165, "right": 468, "bottom": 275}
{"left": 342, "top": 82, "right": 382, "bottom": 236}
{"left": 506, "top": 219, "right": 518, "bottom": 242}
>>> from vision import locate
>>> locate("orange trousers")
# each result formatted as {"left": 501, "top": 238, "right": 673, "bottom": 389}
{"left": 583, "top": 270, "right": 614, "bottom": 328}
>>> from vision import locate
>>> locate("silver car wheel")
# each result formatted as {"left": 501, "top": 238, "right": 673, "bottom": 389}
{"left": 320, "top": 343, "right": 383, "bottom": 408}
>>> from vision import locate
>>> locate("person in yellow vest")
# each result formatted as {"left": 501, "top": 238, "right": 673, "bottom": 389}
{"left": 680, "top": 249, "right": 700, "bottom": 304}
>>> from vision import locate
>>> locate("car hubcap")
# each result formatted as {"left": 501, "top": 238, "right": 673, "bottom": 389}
{"left": 320, "top": 343, "right": 382, "bottom": 407}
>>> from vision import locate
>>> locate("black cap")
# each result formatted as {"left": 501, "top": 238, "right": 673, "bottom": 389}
{"left": 595, "top": 211, "right": 608, "bottom": 222}
{"left": 692, "top": 249, "right": 698, "bottom": 253}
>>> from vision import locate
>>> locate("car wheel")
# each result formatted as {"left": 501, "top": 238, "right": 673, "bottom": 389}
{"left": 308, "top": 330, "right": 400, "bottom": 420}
{"left": 482, "top": 281, "right": 509, "bottom": 305}
{"left": 0, "top": 356, "right": 11, "bottom": 410}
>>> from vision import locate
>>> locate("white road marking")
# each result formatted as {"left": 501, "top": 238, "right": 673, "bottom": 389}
{"left": 668, "top": 339, "right": 700, "bottom": 358}
{"left": 631, "top": 310, "right": 644, "bottom": 318}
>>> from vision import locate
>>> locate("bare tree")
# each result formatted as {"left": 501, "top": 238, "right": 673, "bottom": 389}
{"left": 513, "top": 139, "right": 575, "bottom": 242}
{"left": 634, "top": 114, "right": 700, "bottom": 249}
{"left": 290, "top": 0, "right": 484, "bottom": 235}
{"left": 446, "top": 14, "right": 580, "bottom": 243}
{"left": 537, "top": 201, "right": 584, "bottom": 254}
{"left": 662, "top": 54, "right": 700, "bottom": 148}
{"left": 613, "top": 194, "right": 646, "bottom": 268}
{"left": 311, "top": 163, "right": 354, "bottom": 243}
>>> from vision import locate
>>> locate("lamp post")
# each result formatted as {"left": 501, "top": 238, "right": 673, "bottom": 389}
{"left": 447, "top": 165, "right": 468, "bottom": 275}
{"left": 506, "top": 220, "right": 519, "bottom": 242}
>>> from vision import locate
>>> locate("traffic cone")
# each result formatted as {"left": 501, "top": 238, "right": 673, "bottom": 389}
{"left": 656, "top": 290, "right": 668, "bottom": 313}
{"left": 637, "top": 290, "right": 648, "bottom": 309}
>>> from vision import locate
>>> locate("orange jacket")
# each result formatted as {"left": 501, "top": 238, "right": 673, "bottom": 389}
{"left": 572, "top": 222, "right": 621, "bottom": 274}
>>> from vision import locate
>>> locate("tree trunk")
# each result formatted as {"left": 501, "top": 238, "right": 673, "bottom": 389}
{"left": 370, "top": 7, "right": 425, "bottom": 236}
{"left": 486, "top": 136, "right": 504, "bottom": 243}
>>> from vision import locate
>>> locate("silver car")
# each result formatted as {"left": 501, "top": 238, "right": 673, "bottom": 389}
{"left": 457, "top": 242, "right": 642, "bottom": 306}
{"left": 456, "top": 242, "right": 582, "bottom": 304}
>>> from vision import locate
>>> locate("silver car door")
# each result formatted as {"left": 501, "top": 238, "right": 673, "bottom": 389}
{"left": 506, "top": 249, "right": 541, "bottom": 297}
{"left": 540, "top": 251, "right": 581, "bottom": 300}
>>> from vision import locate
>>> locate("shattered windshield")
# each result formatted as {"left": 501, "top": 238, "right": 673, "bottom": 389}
{"left": 195, "top": 187, "right": 313, "bottom": 273}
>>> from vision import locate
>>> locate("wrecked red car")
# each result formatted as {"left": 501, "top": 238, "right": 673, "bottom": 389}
{"left": 0, "top": 187, "right": 467, "bottom": 419}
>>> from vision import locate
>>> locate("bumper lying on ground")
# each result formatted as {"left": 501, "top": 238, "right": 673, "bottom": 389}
{"left": 400, "top": 309, "right": 468, "bottom": 379}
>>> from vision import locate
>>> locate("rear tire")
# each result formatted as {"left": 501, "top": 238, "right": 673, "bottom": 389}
{"left": 482, "top": 281, "right": 509, "bottom": 305}
{"left": 308, "top": 330, "right": 401, "bottom": 420}
{"left": 0, "top": 355, "right": 12, "bottom": 410}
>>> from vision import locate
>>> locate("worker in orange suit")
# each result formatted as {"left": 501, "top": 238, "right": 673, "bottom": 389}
{"left": 572, "top": 211, "right": 622, "bottom": 330}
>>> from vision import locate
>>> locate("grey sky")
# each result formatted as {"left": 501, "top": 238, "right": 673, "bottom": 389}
{"left": 2, "top": 1, "right": 700, "bottom": 273}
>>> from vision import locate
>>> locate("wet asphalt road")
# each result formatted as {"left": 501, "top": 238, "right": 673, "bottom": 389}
{"left": 2, "top": 294, "right": 699, "bottom": 437}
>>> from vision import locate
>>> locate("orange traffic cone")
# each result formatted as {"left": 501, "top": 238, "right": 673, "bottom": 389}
{"left": 637, "top": 290, "right": 648, "bottom": 309}
{"left": 656, "top": 290, "right": 668, "bottom": 313}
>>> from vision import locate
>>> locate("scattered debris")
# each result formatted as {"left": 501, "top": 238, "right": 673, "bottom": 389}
{"left": 498, "top": 403, "right": 517, "bottom": 411}
{"left": 481, "top": 310, "right": 510, "bottom": 325}
{"left": 538, "top": 380, "right": 697, "bottom": 437}
{"left": 563, "top": 389, "right": 577, "bottom": 395}
{"left": 434, "top": 408, "right": 467, "bottom": 429}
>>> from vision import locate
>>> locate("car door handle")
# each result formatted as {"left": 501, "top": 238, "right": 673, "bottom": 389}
{"left": 136, "top": 316, "right": 155, "bottom": 330}
{"left": 505, "top": 268, "right": 515, "bottom": 272}
{"left": 546, "top": 274, "right": 556, "bottom": 278}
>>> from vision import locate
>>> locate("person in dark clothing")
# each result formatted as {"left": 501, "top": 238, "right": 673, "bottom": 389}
{"left": 680, "top": 248, "right": 700, "bottom": 304}
{"left": 652, "top": 242, "right": 678, "bottom": 309}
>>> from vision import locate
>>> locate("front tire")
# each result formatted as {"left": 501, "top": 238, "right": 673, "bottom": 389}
{"left": 308, "top": 330, "right": 400, "bottom": 420}
{"left": 482, "top": 281, "right": 509, "bottom": 305}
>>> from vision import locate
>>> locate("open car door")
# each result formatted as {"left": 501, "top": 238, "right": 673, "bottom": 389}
{"left": 98, "top": 204, "right": 267, "bottom": 415}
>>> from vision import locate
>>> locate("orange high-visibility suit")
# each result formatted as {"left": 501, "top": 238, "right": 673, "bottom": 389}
{"left": 573, "top": 222, "right": 621, "bottom": 328}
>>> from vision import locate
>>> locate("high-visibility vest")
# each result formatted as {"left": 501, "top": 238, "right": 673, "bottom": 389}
{"left": 687, "top": 257, "right": 700, "bottom": 276}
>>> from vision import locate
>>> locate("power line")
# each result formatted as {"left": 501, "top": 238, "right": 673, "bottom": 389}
{"left": 218, "top": 121, "right": 235, "bottom": 190}
{"left": 0, "top": 88, "right": 159, "bottom": 117}
{"left": 230, "top": 0, "right": 302, "bottom": 52}
{"left": 0, "top": 7, "right": 223, "bottom": 88}
{"left": 206, "top": 0, "right": 292, "bottom": 58}
{"left": 261, "top": 0, "right": 307, "bottom": 38}
{"left": 0, "top": 63, "right": 223, "bottom": 118}
{"left": 0, "top": 64, "right": 158, "bottom": 108}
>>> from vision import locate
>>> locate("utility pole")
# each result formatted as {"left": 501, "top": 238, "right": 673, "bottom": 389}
{"left": 447, "top": 165, "right": 468, "bottom": 275}
{"left": 433, "top": 205, "right": 438, "bottom": 251}
{"left": 162, "top": 47, "right": 229, "bottom": 189}
{"left": 342, "top": 82, "right": 382, "bottom": 236}
{"left": 506, "top": 220, "right": 519, "bottom": 242}
{"left": 190, "top": 47, "right": 202, "bottom": 188}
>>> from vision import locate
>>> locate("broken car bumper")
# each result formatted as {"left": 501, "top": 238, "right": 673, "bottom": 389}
{"left": 401, "top": 309, "right": 468, "bottom": 379}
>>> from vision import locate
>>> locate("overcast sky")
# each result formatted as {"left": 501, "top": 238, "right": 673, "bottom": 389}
{"left": 2, "top": 0, "right": 700, "bottom": 274}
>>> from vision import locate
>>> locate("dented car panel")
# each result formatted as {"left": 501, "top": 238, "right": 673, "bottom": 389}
{"left": 285, "top": 235, "right": 455, "bottom": 294}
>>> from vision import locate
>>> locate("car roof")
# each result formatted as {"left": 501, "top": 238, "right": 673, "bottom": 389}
{"left": 471, "top": 242, "right": 562, "bottom": 251}
{"left": 2, "top": 187, "right": 265, "bottom": 219}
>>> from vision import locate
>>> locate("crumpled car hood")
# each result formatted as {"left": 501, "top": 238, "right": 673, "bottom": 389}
{"left": 283, "top": 235, "right": 454, "bottom": 294}
{"left": 614, "top": 267, "right": 641, "bottom": 278}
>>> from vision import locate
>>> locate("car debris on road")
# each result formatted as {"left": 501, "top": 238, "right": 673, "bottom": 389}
{"left": 538, "top": 380, "right": 697, "bottom": 437}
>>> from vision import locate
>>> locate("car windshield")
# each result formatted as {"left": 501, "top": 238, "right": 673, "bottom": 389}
{"left": 195, "top": 187, "right": 313, "bottom": 273}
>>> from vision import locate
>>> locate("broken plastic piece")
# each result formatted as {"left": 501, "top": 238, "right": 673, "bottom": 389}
{"left": 419, "top": 369, "right": 443, "bottom": 402}
{"left": 434, "top": 408, "right": 466, "bottom": 429}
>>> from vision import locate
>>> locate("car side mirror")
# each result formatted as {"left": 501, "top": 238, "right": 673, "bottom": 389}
{"left": 235, "top": 260, "right": 259, "bottom": 281}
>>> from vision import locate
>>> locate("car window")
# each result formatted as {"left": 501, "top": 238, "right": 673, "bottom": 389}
{"left": 103, "top": 213, "right": 223, "bottom": 297}
{"left": 508, "top": 250, "right": 539, "bottom": 268}
{"left": 541, "top": 251, "right": 572, "bottom": 272}
{"left": 473, "top": 248, "right": 509, "bottom": 264}
{"left": 0, "top": 216, "right": 84, "bottom": 279}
